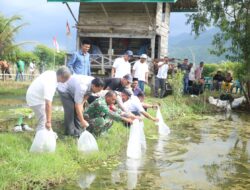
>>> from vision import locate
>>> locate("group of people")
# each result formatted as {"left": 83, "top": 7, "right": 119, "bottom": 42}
{"left": 178, "top": 59, "right": 205, "bottom": 95}
{"left": 213, "top": 71, "right": 234, "bottom": 92}
{"left": 26, "top": 39, "right": 159, "bottom": 137}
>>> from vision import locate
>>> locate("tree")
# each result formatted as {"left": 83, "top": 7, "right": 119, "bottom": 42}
{"left": 18, "top": 50, "right": 39, "bottom": 65}
{"left": 33, "top": 44, "right": 66, "bottom": 69}
{"left": 187, "top": 0, "right": 250, "bottom": 103}
{"left": 33, "top": 44, "right": 54, "bottom": 67}
{"left": 0, "top": 14, "right": 26, "bottom": 60}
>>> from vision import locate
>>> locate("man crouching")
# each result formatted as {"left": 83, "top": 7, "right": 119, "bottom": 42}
{"left": 84, "top": 91, "right": 133, "bottom": 136}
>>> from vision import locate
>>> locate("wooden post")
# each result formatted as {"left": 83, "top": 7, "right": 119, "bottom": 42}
{"left": 101, "top": 55, "right": 104, "bottom": 75}
{"left": 109, "top": 37, "right": 113, "bottom": 67}
{"left": 151, "top": 36, "right": 155, "bottom": 60}
{"left": 76, "top": 35, "right": 80, "bottom": 51}
{"left": 150, "top": 35, "right": 156, "bottom": 96}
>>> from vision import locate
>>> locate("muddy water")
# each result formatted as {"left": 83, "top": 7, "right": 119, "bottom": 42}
{"left": 61, "top": 113, "right": 250, "bottom": 190}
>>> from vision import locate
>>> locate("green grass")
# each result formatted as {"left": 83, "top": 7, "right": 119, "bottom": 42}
{"left": 0, "top": 122, "right": 130, "bottom": 189}
{"left": 0, "top": 81, "right": 30, "bottom": 96}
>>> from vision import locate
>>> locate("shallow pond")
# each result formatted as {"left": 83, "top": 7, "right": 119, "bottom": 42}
{"left": 59, "top": 113, "right": 250, "bottom": 190}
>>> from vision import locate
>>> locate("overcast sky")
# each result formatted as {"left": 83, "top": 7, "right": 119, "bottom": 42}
{"left": 0, "top": 0, "right": 192, "bottom": 52}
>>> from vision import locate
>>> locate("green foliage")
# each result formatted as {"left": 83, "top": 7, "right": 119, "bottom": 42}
{"left": 203, "top": 64, "right": 219, "bottom": 77}
{"left": 168, "top": 71, "right": 184, "bottom": 101}
{"left": 187, "top": 0, "right": 250, "bottom": 80}
{"left": 16, "top": 50, "right": 39, "bottom": 65}
{"left": 33, "top": 45, "right": 54, "bottom": 66}
{"left": 0, "top": 14, "right": 27, "bottom": 60}
{"left": 203, "top": 61, "right": 244, "bottom": 80}
{"left": 55, "top": 51, "right": 67, "bottom": 66}
{"left": 33, "top": 44, "right": 66, "bottom": 68}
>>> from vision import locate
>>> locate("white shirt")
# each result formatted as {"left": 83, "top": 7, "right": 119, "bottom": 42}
{"left": 157, "top": 62, "right": 169, "bottom": 79}
{"left": 26, "top": 71, "right": 57, "bottom": 106}
{"left": 123, "top": 95, "right": 145, "bottom": 113}
{"left": 133, "top": 60, "right": 148, "bottom": 81}
{"left": 66, "top": 75, "right": 94, "bottom": 104}
{"left": 189, "top": 66, "right": 196, "bottom": 81}
{"left": 29, "top": 62, "right": 35, "bottom": 72}
{"left": 113, "top": 57, "right": 131, "bottom": 78}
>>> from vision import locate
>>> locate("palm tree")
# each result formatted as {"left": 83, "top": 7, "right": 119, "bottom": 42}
{"left": 0, "top": 14, "right": 27, "bottom": 60}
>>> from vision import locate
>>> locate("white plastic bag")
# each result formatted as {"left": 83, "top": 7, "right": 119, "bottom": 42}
{"left": 78, "top": 130, "right": 99, "bottom": 153}
{"left": 127, "top": 119, "right": 142, "bottom": 159}
{"left": 139, "top": 121, "right": 146, "bottom": 150}
{"left": 30, "top": 129, "right": 57, "bottom": 153}
{"left": 156, "top": 108, "right": 170, "bottom": 136}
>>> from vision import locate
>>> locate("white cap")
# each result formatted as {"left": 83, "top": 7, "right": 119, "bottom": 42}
{"left": 140, "top": 54, "right": 147, "bottom": 59}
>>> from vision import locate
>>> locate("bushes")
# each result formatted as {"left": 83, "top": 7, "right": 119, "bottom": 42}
{"left": 203, "top": 61, "right": 242, "bottom": 78}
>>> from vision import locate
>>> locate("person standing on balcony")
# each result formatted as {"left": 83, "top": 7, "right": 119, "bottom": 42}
{"left": 67, "top": 39, "right": 91, "bottom": 76}
{"left": 132, "top": 54, "right": 149, "bottom": 92}
{"left": 111, "top": 50, "right": 133, "bottom": 78}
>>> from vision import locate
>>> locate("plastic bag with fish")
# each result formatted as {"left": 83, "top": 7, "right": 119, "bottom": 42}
{"left": 30, "top": 129, "right": 57, "bottom": 153}
{"left": 78, "top": 130, "right": 99, "bottom": 153}
{"left": 156, "top": 108, "right": 170, "bottom": 136}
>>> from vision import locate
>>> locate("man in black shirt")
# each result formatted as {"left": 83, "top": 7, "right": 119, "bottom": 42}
{"left": 213, "top": 71, "right": 224, "bottom": 91}
{"left": 104, "top": 74, "right": 132, "bottom": 92}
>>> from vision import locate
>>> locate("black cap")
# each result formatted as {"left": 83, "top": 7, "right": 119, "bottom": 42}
{"left": 122, "top": 88, "right": 132, "bottom": 97}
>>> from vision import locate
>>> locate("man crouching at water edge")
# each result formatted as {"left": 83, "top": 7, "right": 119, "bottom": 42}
{"left": 26, "top": 67, "right": 71, "bottom": 131}
{"left": 84, "top": 91, "right": 134, "bottom": 137}
{"left": 57, "top": 75, "right": 104, "bottom": 137}
{"left": 121, "top": 89, "right": 159, "bottom": 122}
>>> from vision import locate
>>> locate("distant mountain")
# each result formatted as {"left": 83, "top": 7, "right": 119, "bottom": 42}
{"left": 169, "top": 28, "right": 227, "bottom": 64}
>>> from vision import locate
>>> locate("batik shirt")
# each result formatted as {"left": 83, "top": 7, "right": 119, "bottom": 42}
{"left": 84, "top": 97, "right": 122, "bottom": 121}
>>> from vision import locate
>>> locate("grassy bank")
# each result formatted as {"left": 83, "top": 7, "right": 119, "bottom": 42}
{"left": 0, "top": 122, "right": 130, "bottom": 189}
{"left": 0, "top": 81, "right": 219, "bottom": 189}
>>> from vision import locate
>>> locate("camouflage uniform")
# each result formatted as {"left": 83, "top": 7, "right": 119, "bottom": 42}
{"left": 84, "top": 97, "right": 122, "bottom": 136}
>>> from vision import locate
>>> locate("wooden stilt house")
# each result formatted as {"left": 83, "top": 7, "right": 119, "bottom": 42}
{"left": 48, "top": 0, "right": 197, "bottom": 74}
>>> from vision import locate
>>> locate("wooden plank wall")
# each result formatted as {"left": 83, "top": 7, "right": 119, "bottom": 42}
{"left": 78, "top": 3, "right": 157, "bottom": 35}
{"left": 155, "top": 2, "right": 170, "bottom": 57}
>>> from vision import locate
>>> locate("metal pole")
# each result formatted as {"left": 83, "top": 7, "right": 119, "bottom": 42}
{"left": 63, "top": 2, "right": 78, "bottom": 25}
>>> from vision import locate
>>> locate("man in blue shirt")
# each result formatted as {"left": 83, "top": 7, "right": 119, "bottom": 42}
{"left": 67, "top": 39, "right": 91, "bottom": 75}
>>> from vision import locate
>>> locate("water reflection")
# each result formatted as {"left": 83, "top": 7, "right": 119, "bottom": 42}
{"left": 75, "top": 113, "right": 249, "bottom": 189}
{"left": 126, "top": 158, "right": 142, "bottom": 190}
{"left": 78, "top": 172, "right": 96, "bottom": 189}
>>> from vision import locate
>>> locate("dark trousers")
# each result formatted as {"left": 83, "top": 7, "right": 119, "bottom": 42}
{"left": 58, "top": 90, "right": 83, "bottom": 137}
{"left": 154, "top": 77, "right": 166, "bottom": 98}
{"left": 183, "top": 77, "right": 189, "bottom": 94}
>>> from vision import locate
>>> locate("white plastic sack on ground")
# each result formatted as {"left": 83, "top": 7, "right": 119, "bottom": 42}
{"left": 231, "top": 96, "right": 246, "bottom": 108}
{"left": 208, "top": 96, "right": 217, "bottom": 105}
{"left": 139, "top": 121, "right": 146, "bottom": 150}
{"left": 78, "top": 130, "right": 99, "bottom": 153}
{"left": 30, "top": 129, "right": 57, "bottom": 153}
{"left": 156, "top": 108, "right": 170, "bottom": 136}
{"left": 209, "top": 96, "right": 231, "bottom": 110}
{"left": 127, "top": 119, "right": 142, "bottom": 159}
